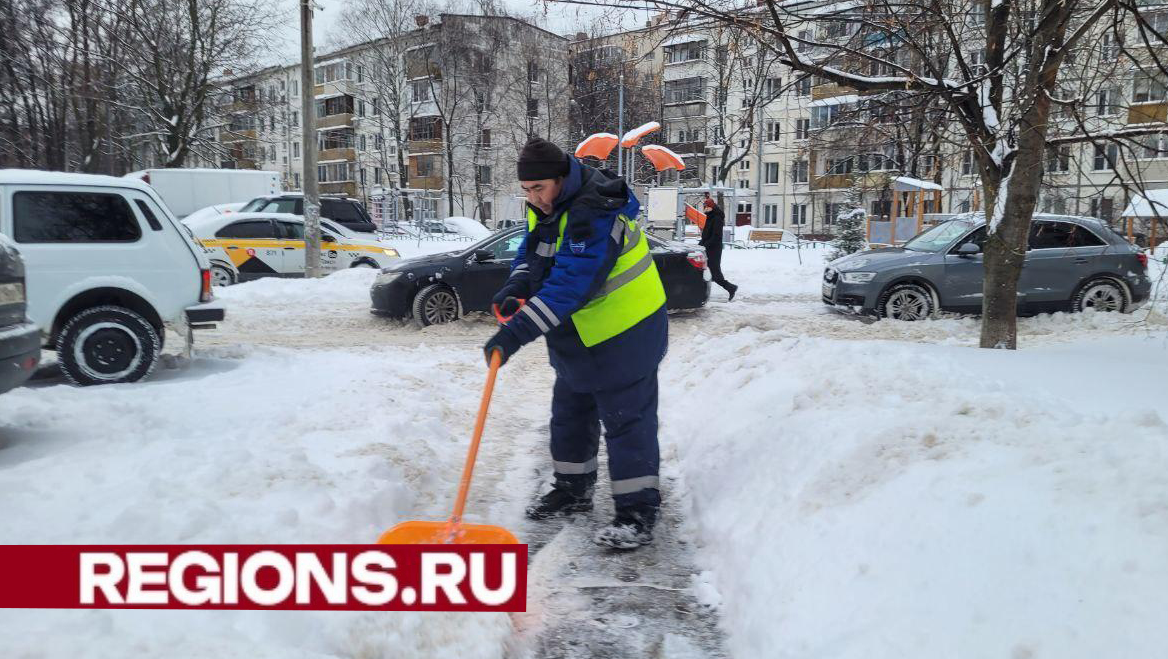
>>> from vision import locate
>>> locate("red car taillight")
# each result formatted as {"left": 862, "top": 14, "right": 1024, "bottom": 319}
{"left": 200, "top": 268, "right": 213, "bottom": 302}
{"left": 1137, "top": 252, "right": 1149, "bottom": 268}
{"left": 687, "top": 250, "right": 707, "bottom": 270}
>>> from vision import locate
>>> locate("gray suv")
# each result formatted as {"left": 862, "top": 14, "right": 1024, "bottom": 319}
{"left": 823, "top": 213, "right": 1152, "bottom": 320}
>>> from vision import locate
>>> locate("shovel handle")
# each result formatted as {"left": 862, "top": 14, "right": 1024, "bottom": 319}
{"left": 448, "top": 349, "right": 502, "bottom": 534}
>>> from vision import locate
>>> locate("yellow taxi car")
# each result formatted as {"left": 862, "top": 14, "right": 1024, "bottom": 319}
{"left": 183, "top": 212, "right": 400, "bottom": 285}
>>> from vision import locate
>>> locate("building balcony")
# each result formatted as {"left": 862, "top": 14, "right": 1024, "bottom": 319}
{"left": 220, "top": 129, "right": 257, "bottom": 143}
{"left": 317, "top": 113, "right": 355, "bottom": 129}
{"left": 314, "top": 79, "right": 356, "bottom": 98}
{"left": 408, "top": 138, "right": 443, "bottom": 154}
{"left": 321, "top": 181, "right": 358, "bottom": 196}
{"left": 663, "top": 101, "right": 707, "bottom": 120}
{"left": 811, "top": 82, "right": 857, "bottom": 101}
{"left": 1129, "top": 101, "right": 1168, "bottom": 124}
{"left": 664, "top": 141, "right": 706, "bottom": 155}
{"left": 319, "top": 147, "right": 356, "bottom": 162}
{"left": 810, "top": 173, "right": 854, "bottom": 190}
{"left": 411, "top": 174, "right": 444, "bottom": 190}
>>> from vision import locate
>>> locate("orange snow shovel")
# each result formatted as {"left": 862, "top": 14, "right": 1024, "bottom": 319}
{"left": 377, "top": 349, "right": 519, "bottom": 545}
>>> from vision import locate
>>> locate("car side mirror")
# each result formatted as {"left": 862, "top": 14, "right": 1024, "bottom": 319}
{"left": 473, "top": 249, "right": 494, "bottom": 262}
{"left": 957, "top": 243, "right": 981, "bottom": 256}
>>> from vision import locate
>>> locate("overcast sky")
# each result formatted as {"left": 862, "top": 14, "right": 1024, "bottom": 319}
{"left": 268, "top": 0, "right": 652, "bottom": 64}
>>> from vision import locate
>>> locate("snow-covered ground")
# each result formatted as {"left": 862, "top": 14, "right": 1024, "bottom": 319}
{"left": 2, "top": 244, "right": 1166, "bottom": 657}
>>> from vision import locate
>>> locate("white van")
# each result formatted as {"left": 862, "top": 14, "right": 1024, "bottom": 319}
{"left": 125, "top": 168, "right": 281, "bottom": 218}
{"left": 0, "top": 170, "right": 225, "bottom": 385}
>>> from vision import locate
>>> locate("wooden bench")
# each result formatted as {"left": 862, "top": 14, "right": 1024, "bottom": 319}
{"left": 746, "top": 228, "right": 785, "bottom": 248}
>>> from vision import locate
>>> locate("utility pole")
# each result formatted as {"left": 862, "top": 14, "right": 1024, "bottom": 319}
{"left": 617, "top": 66, "right": 625, "bottom": 176}
{"left": 300, "top": 0, "right": 322, "bottom": 278}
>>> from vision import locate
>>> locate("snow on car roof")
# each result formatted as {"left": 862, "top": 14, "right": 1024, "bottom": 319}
{"left": 0, "top": 169, "right": 154, "bottom": 193}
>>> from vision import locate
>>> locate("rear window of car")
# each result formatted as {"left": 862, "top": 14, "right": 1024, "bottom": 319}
{"left": 13, "top": 191, "right": 142, "bottom": 243}
{"left": 321, "top": 199, "right": 364, "bottom": 223}
{"left": 1029, "top": 221, "right": 1105, "bottom": 249}
{"left": 216, "top": 220, "right": 277, "bottom": 239}
{"left": 277, "top": 221, "right": 305, "bottom": 239}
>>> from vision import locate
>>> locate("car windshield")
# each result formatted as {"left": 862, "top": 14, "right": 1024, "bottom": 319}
{"left": 902, "top": 220, "right": 975, "bottom": 252}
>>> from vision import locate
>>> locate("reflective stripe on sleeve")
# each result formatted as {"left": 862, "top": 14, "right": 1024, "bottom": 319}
{"left": 519, "top": 304, "right": 551, "bottom": 333}
{"left": 527, "top": 296, "right": 560, "bottom": 327}
{"left": 611, "top": 475, "right": 659, "bottom": 495}
{"left": 535, "top": 241, "right": 557, "bottom": 257}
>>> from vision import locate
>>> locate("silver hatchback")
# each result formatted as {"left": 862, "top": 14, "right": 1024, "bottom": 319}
{"left": 823, "top": 213, "right": 1153, "bottom": 320}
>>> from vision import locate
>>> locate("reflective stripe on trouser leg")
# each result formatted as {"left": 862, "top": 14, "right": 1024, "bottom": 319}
{"left": 549, "top": 376, "right": 600, "bottom": 495}
{"left": 594, "top": 370, "right": 661, "bottom": 510}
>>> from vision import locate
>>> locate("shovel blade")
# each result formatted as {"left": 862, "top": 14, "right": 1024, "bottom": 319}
{"left": 377, "top": 521, "right": 519, "bottom": 545}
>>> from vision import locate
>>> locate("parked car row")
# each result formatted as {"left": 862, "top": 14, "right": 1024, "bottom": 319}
{"left": 371, "top": 226, "right": 711, "bottom": 326}
{"left": 824, "top": 213, "right": 1152, "bottom": 320}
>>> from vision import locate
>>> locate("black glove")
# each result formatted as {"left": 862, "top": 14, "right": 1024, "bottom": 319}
{"left": 496, "top": 296, "right": 523, "bottom": 318}
{"left": 483, "top": 326, "right": 521, "bottom": 366}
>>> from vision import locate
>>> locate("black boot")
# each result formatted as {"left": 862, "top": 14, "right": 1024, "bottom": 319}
{"left": 727, "top": 283, "right": 738, "bottom": 302}
{"left": 594, "top": 505, "right": 658, "bottom": 549}
{"left": 525, "top": 474, "right": 595, "bottom": 520}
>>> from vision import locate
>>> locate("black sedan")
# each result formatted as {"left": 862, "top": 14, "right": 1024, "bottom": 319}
{"left": 371, "top": 227, "right": 710, "bottom": 325}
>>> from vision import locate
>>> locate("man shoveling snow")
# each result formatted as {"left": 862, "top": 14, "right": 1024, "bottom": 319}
{"left": 483, "top": 138, "right": 668, "bottom": 550}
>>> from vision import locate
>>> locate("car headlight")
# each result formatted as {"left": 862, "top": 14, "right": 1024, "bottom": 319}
{"left": 841, "top": 271, "right": 877, "bottom": 284}
{"left": 383, "top": 248, "right": 399, "bottom": 257}
{"left": 375, "top": 271, "right": 401, "bottom": 284}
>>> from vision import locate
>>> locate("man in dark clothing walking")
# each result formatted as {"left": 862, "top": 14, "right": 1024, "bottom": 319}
{"left": 700, "top": 197, "right": 738, "bottom": 301}
{"left": 484, "top": 138, "right": 668, "bottom": 550}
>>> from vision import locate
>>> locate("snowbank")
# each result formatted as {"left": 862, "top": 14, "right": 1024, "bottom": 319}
{"left": 662, "top": 332, "right": 1168, "bottom": 658}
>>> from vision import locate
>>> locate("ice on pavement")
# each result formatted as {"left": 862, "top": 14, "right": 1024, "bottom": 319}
{"left": 2, "top": 243, "right": 1167, "bottom": 658}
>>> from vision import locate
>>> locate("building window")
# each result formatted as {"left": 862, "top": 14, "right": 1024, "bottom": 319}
{"left": 664, "top": 40, "right": 705, "bottom": 64}
{"left": 795, "top": 118, "right": 810, "bottom": 140}
{"left": 268, "top": 145, "right": 276, "bottom": 162}
{"left": 293, "top": 142, "right": 300, "bottom": 158}
{"left": 371, "top": 97, "right": 380, "bottom": 115}
{"left": 792, "top": 159, "right": 808, "bottom": 183}
{"left": 1045, "top": 145, "right": 1071, "bottom": 172}
{"left": 412, "top": 79, "right": 431, "bottom": 103}
{"left": 765, "top": 162, "right": 780, "bottom": 183}
{"left": 409, "top": 116, "right": 442, "bottom": 141}
{"left": 374, "top": 167, "right": 382, "bottom": 184}
{"left": 314, "top": 61, "right": 350, "bottom": 85}
{"left": 737, "top": 179, "right": 749, "bottom": 189}
{"left": 676, "top": 127, "right": 701, "bottom": 142}
{"left": 790, "top": 203, "right": 807, "bottom": 225}
{"left": 357, "top": 65, "right": 364, "bottom": 83}
{"left": 291, "top": 80, "right": 299, "bottom": 97}
{"left": 315, "top": 95, "right": 354, "bottom": 117}
{"left": 480, "top": 201, "right": 493, "bottom": 220}
{"left": 319, "top": 129, "right": 354, "bottom": 151}
{"left": 1133, "top": 72, "right": 1167, "bottom": 103}
{"left": 527, "top": 61, "right": 540, "bottom": 83}
{"left": 1089, "top": 196, "right": 1115, "bottom": 222}
{"left": 480, "top": 129, "right": 491, "bottom": 147}
{"left": 664, "top": 77, "right": 704, "bottom": 104}
{"left": 291, "top": 111, "right": 298, "bottom": 128}
{"left": 359, "top": 168, "right": 366, "bottom": 185}
{"left": 763, "top": 77, "right": 782, "bottom": 99}
{"left": 1095, "top": 88, "right": 1117, "bottom": 115}
{"left": 358, "top": 100, "right": 366, "bottom": 117}
{"left": 1093, "top": 143, "right": 1118, "bottom": 170}
{"left": 961, "top": 149, "right": 975, "bottom": 176}
{"left": 360, "top": 135, "right": 367, "bottom": 151}
{"left": 1138, "top": 134, "right": 1168, "bottom": 158}
{"left": 738, "top": 159, "right": 750, "bottom": 171}
{"left": 414, "top": 155, "right": 439, "bottom": 177}
{"left": 765, "top": 120, "right": 781, "bottom": 141}
{"left": 796, "top": 30, "right": 812, "bottom": 52}
{"left": 293, "top": 173, "right": 300, "bottom": 189}
{"left": 825, "top": 157, "right": 852, "bottom": 175}
{"left": 811, "top": 104, "right": 840, "bottom": 128}
{"left": 475, "top": 89, "right": 492, "bottom": 113}
{"left": 763, "top": 204, "right": 779, "bottom": 225}
{"left": 527, "top": 99, "right": 539, "bottom": 118}
{"left": 794, "top": 75, "right": 812, "bottom": 96}
{"left": 477, "top": 165, "right": 492, "bottom": 185}
{"left": 969, "top": 3, "right": 986, "bottom": 26}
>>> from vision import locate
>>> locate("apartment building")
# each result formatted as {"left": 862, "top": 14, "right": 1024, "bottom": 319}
{"left": 572, "top": 5, "right": 1168, "bottom": 239}
{"left": 210, "top": 14, "right": 570, "bottom": 225}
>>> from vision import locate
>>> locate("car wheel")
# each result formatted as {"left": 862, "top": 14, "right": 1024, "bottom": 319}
{"left": 57, "top": 305, "right": 160, "bottom": 386}
{"left": 211, "top": 264, "right": 236, "bottom": 286}
{"left": 878, "top": 282, "right": 935, "bottom": 321}
{"left": 412, "top": 284, "right": 460, "bottom": 326}
{"left": 1072, "top": 277, "right": 1127, "bottom": 313}
{"left": 350, "top": 259, "right": 378, "bottom": 269}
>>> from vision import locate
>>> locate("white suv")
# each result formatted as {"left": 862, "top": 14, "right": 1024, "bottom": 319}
{"left": 0, "top": 170, "right": 225, "bottom": 385}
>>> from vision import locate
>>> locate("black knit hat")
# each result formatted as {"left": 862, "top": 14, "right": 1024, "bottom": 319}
{"left": 517, "top": 138, "right": 569, "bottom": 181}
